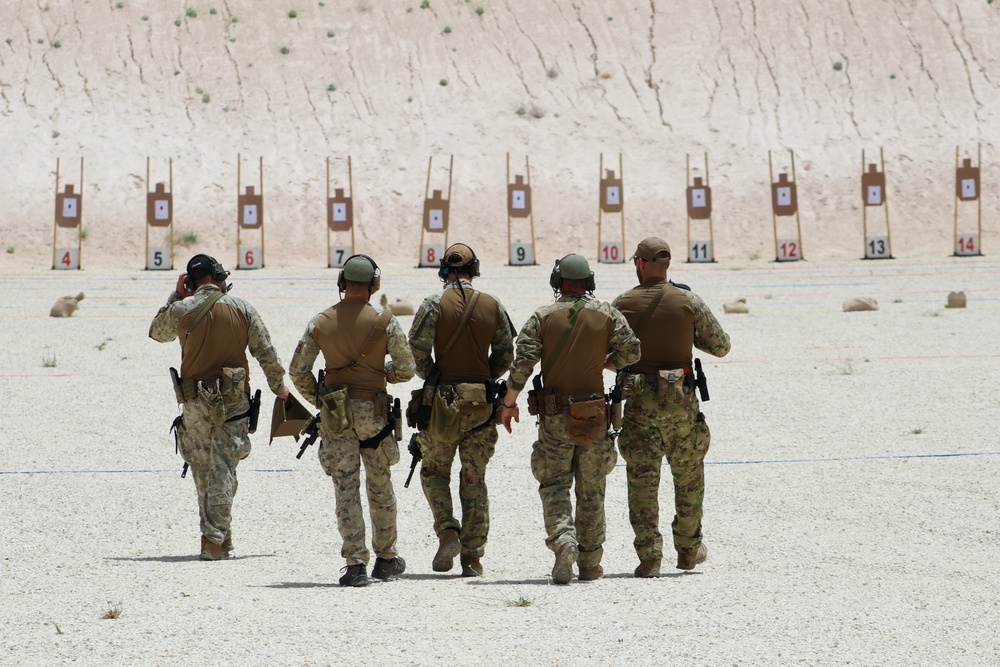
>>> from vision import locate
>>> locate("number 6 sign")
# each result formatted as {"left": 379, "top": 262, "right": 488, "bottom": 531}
{"left": 239, "top": 247, "right": 262, "bottom": 270}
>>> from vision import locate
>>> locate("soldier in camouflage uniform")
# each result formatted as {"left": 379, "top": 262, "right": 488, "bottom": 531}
{"left": 408, "top": 243, "right": 515, "bottom": 577}
{"left": 502, "top": 254, "right": 640, "bottom": 584}
{"left": 612, "top": 238, "right": 731, "bottom": 577}
{"left": 149, "top": 254, "right": 289, "bottom": 561}
{"left": 289, "top": 255, "right": 415, "bottom": 587}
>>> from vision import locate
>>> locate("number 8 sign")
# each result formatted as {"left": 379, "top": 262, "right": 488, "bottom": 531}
{"left": 419, "top": 244, "right": 443, "bottom": 268}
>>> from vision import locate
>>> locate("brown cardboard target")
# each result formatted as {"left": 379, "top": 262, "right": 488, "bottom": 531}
{"left": 147, "top": 182, "right": 173, "bottom": 227}
{"left": 687, "top": 177, "right": 712, "bottom": 220}
{"left": 508, "top": 175, "right": 532, "bottom": 218}
{"left": 861, "top": 165, "right": 886, "bottom": 207}
{"left": 423, "top": 190, "right": 450, "bottom": 232}
{"left": 239, "top": 186, "right": 264, "bottom": 228}
{"left": 328, "top": 188, "right": 353, "bottom": 231}
{"left": 956, "top": 159, "right": 980, "bottom": 202}
{"left": 55, "top": 185, "right": 82, "bottom": 228}
{"left": 771, "top": 173, "right": 797, "bottom": 217}
{"left": 600, "top": 171, "right": 623, "bottom": 213}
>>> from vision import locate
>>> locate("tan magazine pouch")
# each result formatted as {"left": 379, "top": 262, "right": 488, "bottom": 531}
{"left": 428, "top": 390, "right": 463, "bottom": 443}
{"left": 319, "top": 384, "right": 354, "bottom": 435}
{"left": 454, "top": 382, "right": 490, "bottom": 416}
{"left": 220, "top": 367, "right": 247, "bottom": 397}
{"left": 566, "top": 395, "right": 607, "bottom": 445}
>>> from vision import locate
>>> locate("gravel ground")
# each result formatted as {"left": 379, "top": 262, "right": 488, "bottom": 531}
{"left": 1, "top": 255, "right": 998, "bottom": 666}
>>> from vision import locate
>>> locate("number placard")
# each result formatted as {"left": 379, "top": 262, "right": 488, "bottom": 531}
{"left": 147, "top": 247, "right": 171, "bottom": 270}
{"left": 510, "top": 242, "right": 534, "bottom": 266}
{"left": 956, "top": 233, "right": 979, "bottom": 257}
{"left": 55, "top": 248, "right": 79, "bottom": 270}
{"left": 328, "top": 245, "right": 352, "bottom": 268}
{"left": 419, "top": 243, "right": 444, "bottom": 268}
{"left": 865, "top": 236, "right": 890, "bottom": 259}
{"left": 239, "top": 247, "right": 262, "bottom": 269}
{"left": 689, "top": 240, "right": 713, "bottom": 263}
{"left": 777, "top": 238, "right": 801, "bottom": 262}
{"left": 599, "top": 241, "right": 623, "bottom": 264}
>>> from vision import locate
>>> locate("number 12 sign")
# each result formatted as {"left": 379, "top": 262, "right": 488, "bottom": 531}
{"left": 776, "top": 238, "right": 800, "bottom": 262}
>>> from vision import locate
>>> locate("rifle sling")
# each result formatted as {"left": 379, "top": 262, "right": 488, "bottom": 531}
{"left": 333, "top": 308, "right": 392, "bottom": 372}
{"left": 441, "top": 290, "right": 481, "bottom": 354}
{"left": 542, "top": 299, "right": 587, "bottom": 380}
{"left": 181, "top": 290, "right": 225, "bottom": 340}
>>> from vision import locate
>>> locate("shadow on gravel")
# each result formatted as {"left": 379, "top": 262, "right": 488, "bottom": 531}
{"left": 402, "top": 573, "right": 465, "bottom": 581}
{"left": 262, "top": 582, "right": 340, "bottom": 589}
{"left": 106, "top": 554, "right": 277, "bottom": 563}
{"left": 602, "top": 571, "right": 700, "bottom": 580}
{"left": 463, "top": 578, "right": 550, "bottom": 586}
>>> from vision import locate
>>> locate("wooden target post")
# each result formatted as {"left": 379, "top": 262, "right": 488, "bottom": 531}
{"left": 597, "top": 153, "right": 626, "bottom": 264}
{"left": 418, "top": 155, "right": 453, "bottom": 268}
{"left": 145, "top": 158, "right": 174, "bottom": 271}
{"left": 326, "top": 156, "right": 355, "bottom": 268}
{"left": 236, "top": 154, "right": 265, "bottom": 270}
{"left": 953, "top": 144, "right": 983, "bottom": 257}
{"left": 685, "top": 153, "right": 716, "bottom": 263}
{"left": 506, "top": 153, "right": 537, "bottom": 266}
{"left": 52, "top": 158, "right": 84, "bottom": 270}
{"left": 861, "top": 149, "right": 893, "bottom": 259}
{"left": 769, "top": 150, "right": 804, "bottom": 262}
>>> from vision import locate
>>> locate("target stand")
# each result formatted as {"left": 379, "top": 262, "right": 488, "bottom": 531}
{"left": 326, "top": 156, "right": 356, "bottom": 268}
{"left": 145, "top": 158, "right": 174, "bottom": 271}
{"left": 769, "top": 150, "right": 804, "bottom": 262}
{"left": 861, "top": 149, "right": 893, "bottom": 260}
{"left": 685, "top": 153, "right": 716, "bottom": 263}
{"left": 52, "top": 158, "right": 84, "bottom": 270}
{"left": 417, "top": 155, "right": 453, "bottom": 268}
{"left": 506, "top": 154, "right": 537, "bottom": 266}
{"left": 953, "top": 145, "right": 983, "bottom": 257}
{"left": 237, "top": 154, "right": 265, "bottom": 270}
{"left": 596, "top": 153, "right": 626, "bottom": 264}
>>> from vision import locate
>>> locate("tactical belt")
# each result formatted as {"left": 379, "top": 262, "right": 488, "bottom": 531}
{"left": 532, "top": 390, "right": 606, "bottom": 416}
{"left": 319, "top": 385, "right": 386, "bottom": 402}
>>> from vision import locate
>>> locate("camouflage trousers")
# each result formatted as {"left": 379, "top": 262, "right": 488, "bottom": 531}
{"left": 619, "top": 380, "right": 711, "bottom": 560}
{"left": 318, "top": 399, "right": 401, "bottom": 566}
{"left": 176, "top": 390, "right": 252, "bottom": 547}
{"left": 417, "top": 411, "right": 498, "bottom": 557}
{"left": 530, "top": 413, "right": 617, "bottom": 568}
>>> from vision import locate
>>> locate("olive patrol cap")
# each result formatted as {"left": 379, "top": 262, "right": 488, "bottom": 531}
{"left": 343, "top": 255, "right": 377, "bottom": 282}
{"left": 558, "top": 253, "right": 591, "bottom": 279}
{"left": 631, "top": 237, "right": 671, "bottom": 263}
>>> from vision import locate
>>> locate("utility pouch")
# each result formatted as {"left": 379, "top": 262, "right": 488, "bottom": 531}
{"left": 392, "top": 398, "right": 403, "bottom": 442}
{"left": 371, "top": 390, "right": 390, "bottom": 418}
{"left": 542, "top": 391, "right": 558, "bottom": 417}
{"left": 406, "top": 389, "right": 432, "bottom": 429}
{"left": 455, "top": 382, "right": 490, "bottom": 416}
{"left": 526, "top": 390, "right": 540, "bottom": 416}
{"left": 566, "top": 395, "right": 608, "bottom": 445}
{"left": 318, "top": 384, "right": 354, "bottom": 435}
{"left": 428, "top": 389, "right": 463, "bottom": 443}
{"left": 220, "top": 367, "right": 247, "bottom": 397}
{"left": 196, "top": 379, "right": 226, "bottom": 426}
{"left": 656, "top": 368, "right": 687, "bottom": 402}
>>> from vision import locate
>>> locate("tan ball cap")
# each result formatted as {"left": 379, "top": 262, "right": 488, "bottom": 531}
{"left": 631, "top": 237, "right": 672, "bottom": 263}
{"left": 443, "top": 243, "right": 476, "bottom": 267}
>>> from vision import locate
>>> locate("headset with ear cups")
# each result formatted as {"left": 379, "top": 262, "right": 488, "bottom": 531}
{"left": 548, "top": 255, "right": 596, "bottom": 293}
{"left": 184, "top": 255, "right": 231, "bottom": 293}
{"left": 438, "top": 245, "right": 481, "bottom": 282}
{"left": 337, "top": 254, "right": 381, "bottom": 295}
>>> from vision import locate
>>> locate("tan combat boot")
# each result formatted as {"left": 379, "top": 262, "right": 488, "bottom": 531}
{"left": 677, "top": 543, "right": 708, "bottom": 570}
{"left": 200, "top": 536, "right": 229, "bottom": 561}
{"left": 634, "top": 559, "right": 661, "bottom": 578}
{"left": 551, "top": 542, "right": 578, "bottom": 585}
{"left": 432, "top": 529, "right": 461, "bottom": 572}
{"left": 578, "top": 564, "right": 603, "bottom": 581}
{"left": 460, "top": 554, "right": 483, "bottom": 577}
{"left": 221, "top": 534, "right": 233, "bottom": 555}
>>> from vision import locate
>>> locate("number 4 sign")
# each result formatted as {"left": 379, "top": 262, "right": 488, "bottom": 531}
{"left": 54, "top": 248, "right": 80, "bottom": 270}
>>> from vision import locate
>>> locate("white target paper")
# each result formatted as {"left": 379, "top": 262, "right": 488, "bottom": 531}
{"left": 866, "top": 185, "right": 882, "bottom": 206}
{"left": 961, "top": 179, "right": 977, "bottom": 200}
{"left": 332, "top": 202, "right": 348, "bottom": 222}
{"left": 154, "top": 200, "right": 170, "bottom": 221}
{"left": 512, "top": 190, "right": 526, "bottom": 210}
{"left": 243, "top": 204, "right": 259, "bottom": 226}
{"left": 776, "top": 187, "right": 792, "bottom": 207}
{"left": 691, "top": 188, "right": 707, "bottom": 208}
{"left": 605, "top": 186, "right": 620, "bottom": 206}
{"left": 428, "top": 209, "right": 444, "bottom": 230}
{"left": 62, "top": 198, "right": 78, "bottom": 218}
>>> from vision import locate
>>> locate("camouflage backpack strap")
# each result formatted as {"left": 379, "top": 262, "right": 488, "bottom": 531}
{"left": 334, "top": 308, "right": 392, "bottom": 371}
{"left": 441, "top": 290, "right": 481, "bottom": 355}
{"left": 541, "top": 299, "right": 587, "bottom": 379}
{"left": 634, "top": 284, "right": 670, "bottom": 338}
{"left": 181, "top": 290, "right": 225, "bottom": 340}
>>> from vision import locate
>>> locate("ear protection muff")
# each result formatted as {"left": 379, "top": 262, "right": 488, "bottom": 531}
{"left": 337, "top": 254, "right": 381, "bottom": 295}
{"left": 438, "top": 246, "right": 481, "bottom": 281}
{"left": 185, "top": 255, "right": 230, "bottom": 292}
{"left": 549, "top": 256, "right": 596, "bottom": 293}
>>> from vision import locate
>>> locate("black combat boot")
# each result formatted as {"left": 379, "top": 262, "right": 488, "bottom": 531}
{"left": 338, "top": 563, "right": 371, "bottom": 587}
{"left": 371, "top": 557, "right": 407, "bottom": 581}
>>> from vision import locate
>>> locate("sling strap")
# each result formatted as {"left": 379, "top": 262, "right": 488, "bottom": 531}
{"left": 440, "top": 290, "right": 482, "bottom": 354}
{"left": 181, "top": 290, "right": 225, "bottom": 340}
{"left": 542, "top": 299, "right": 587, "bottom": 379}
{"left": 333, "top": 308, "right": 392, "bottom": 372}
{"left": 359, "top": 422, "right": 394, "bottom": 449}
{"left": 634, "top": 283, "right": 670, "bottom": 337}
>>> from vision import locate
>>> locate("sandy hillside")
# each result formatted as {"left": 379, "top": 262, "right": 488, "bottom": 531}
{"left": 1, "top": 0, "right": 998, "bottom": 270}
